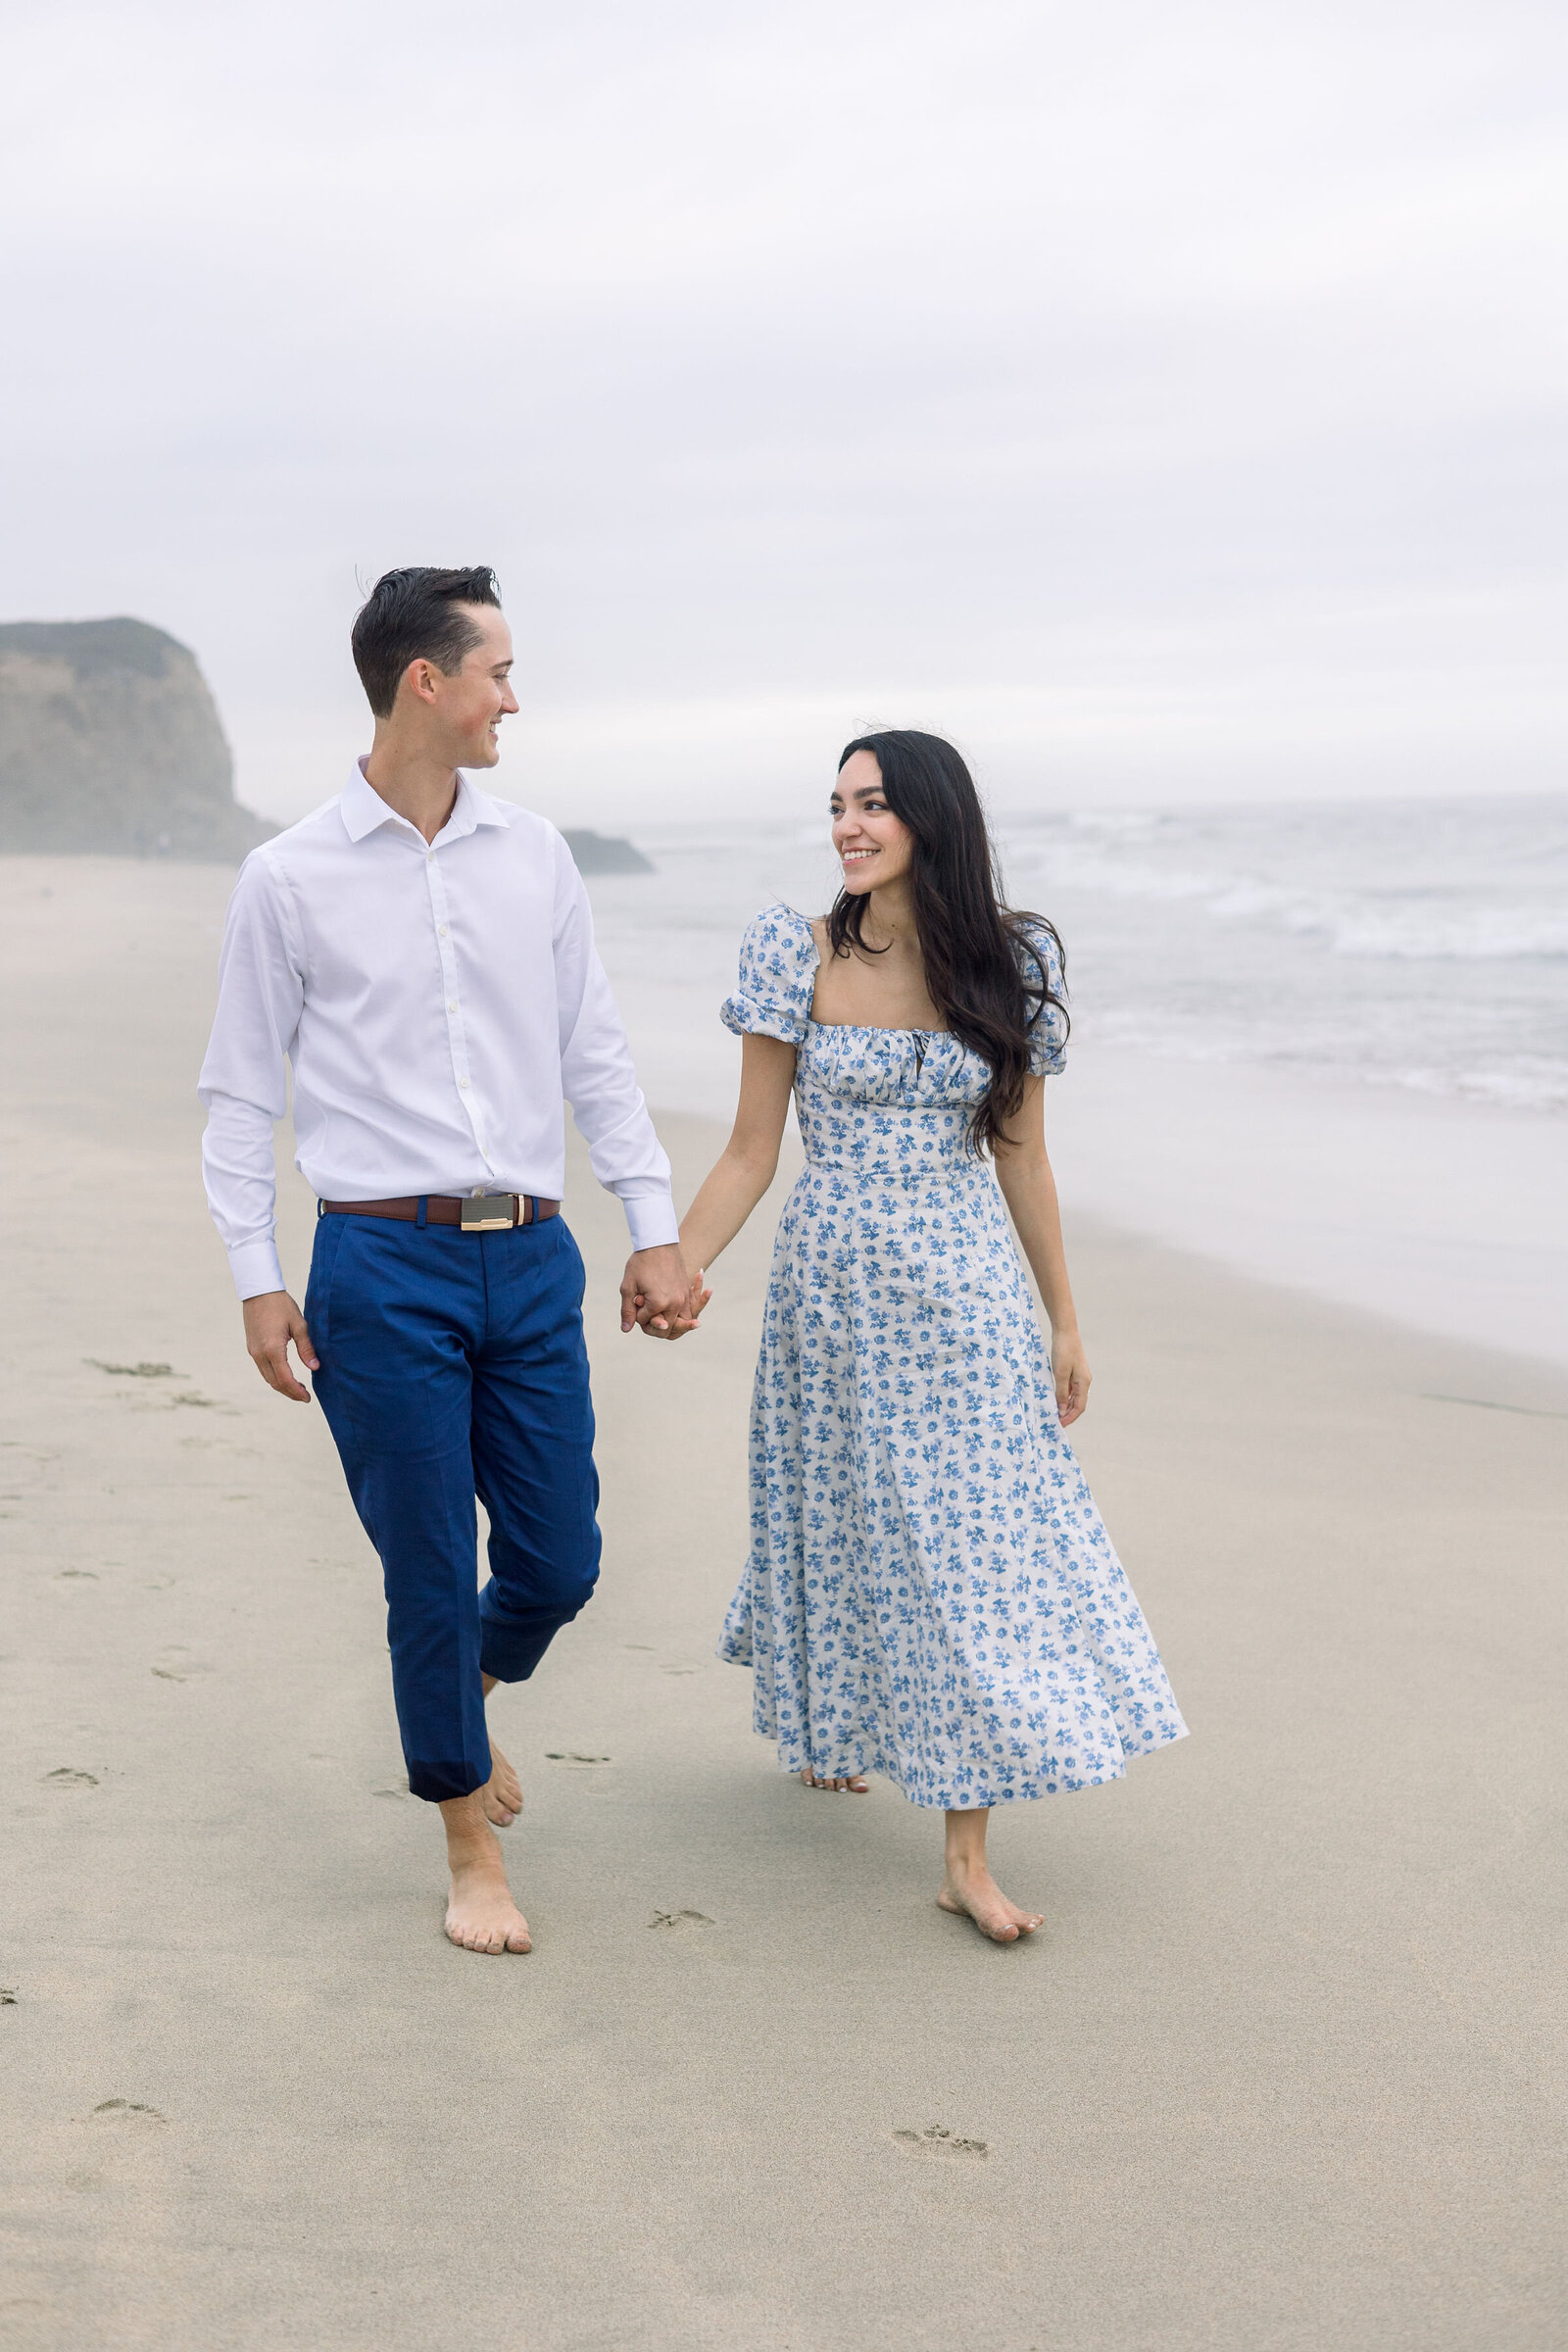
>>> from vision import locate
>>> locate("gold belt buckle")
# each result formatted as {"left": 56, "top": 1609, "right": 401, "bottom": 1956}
{"left": 461, "top": 1195, "right": 516, "bottom": 1232}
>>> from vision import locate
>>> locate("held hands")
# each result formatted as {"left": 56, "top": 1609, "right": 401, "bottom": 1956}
{"left": 242, "top": 1290, "right": 318, "bottom": 1401}
{"left": 1051, "top": 1327, "right": 1091, "bottom": 1427}
{"left": 619, "top": 1245, "right": 710, "bottom": 1342}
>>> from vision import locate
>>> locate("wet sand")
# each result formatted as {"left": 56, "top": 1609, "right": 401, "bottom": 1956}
{"left": 2, "top": 854, "right": 1564, "bottom": 2352}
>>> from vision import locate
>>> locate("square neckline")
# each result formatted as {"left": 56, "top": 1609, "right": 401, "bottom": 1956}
{"left": 799, "top": 911, "right": 952, "bottom": 1038}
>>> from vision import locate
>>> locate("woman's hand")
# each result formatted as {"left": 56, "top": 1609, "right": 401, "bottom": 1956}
{"left": 624, "top": 1257, "right": 711, "bottom": 1341}
{"left": 620, "top": 1246, "right": 708, "bottom": 1339}
{"left": 1051, "top": 1328, "right": 1092, "bottom": 1426}
{"left": 661, "top": 1266, "right": 712, "bottom": 1338}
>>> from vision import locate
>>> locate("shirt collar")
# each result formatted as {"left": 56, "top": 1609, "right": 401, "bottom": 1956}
{"left": 340, "top": 759, "right": 510, "bottom": 846}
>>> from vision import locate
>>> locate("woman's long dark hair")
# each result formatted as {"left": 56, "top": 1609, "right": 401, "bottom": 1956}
{"left": 826, "top": 729, "right": 1067, "bottom": 1153}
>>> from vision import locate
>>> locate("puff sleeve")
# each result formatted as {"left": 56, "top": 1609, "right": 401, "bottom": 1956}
{"left": 1019, "top": 918, "right": 1068, "bottom": 1077}
{"left": 720, "top": 904, "right": 816, "bottom": 1044}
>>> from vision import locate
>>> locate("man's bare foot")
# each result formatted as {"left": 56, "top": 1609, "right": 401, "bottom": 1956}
{"left": 440, "top": 1796, "right": 530, "bottom": 1954}
{"left": 938, "top": 1864, "right": 1044, "bottom": 1944}
{"left": 482, "top": 1738, "right": 523, "bottom": 1828}
{"left": 800, "top": 1766, "right": 869, "bottom": 1793}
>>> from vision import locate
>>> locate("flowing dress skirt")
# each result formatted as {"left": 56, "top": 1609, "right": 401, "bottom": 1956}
{"left": 720, "top": 1154, "right": 1188, "bottom": 1808}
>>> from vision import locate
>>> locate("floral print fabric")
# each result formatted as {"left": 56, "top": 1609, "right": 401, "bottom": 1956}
{"left": 718, "top": 902, "right": 1188, "bottom": 1809}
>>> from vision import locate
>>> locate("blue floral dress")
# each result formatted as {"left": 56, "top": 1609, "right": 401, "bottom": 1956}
{"left": 718, "top": 904, "right": 1187, "bottom": 1810}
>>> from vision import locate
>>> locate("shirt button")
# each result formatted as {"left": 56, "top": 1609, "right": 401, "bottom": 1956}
{"left": 448, "top": 1001, "right": 458, "bottom": 1012}
{"left": 458, "top": 1077, "right": 469, "bottom": 1090}
{"left": 438, "top": 925, "right": 448, "bottom": 937}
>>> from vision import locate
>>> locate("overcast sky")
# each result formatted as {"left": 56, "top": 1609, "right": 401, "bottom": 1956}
{"left": 3, "top": 0, "right": 1565, "bottom": 826}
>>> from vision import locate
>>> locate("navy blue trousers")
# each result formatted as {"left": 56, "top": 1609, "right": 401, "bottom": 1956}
{"left": 305, "top": 1208, "right": 601, "bottom": 1803}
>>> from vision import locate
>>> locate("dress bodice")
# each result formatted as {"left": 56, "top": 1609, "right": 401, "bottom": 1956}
{"left": 721, "top": 903, "right": 1066, "bottom": 1179}
{"left": 792, "top": 1024, "right": 992, "bottom": 1177}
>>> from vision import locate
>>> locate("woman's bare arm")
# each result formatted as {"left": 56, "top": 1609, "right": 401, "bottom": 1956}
{"left": 994, "top": 1074, "right": 1091, "bottom": 1426}
{"left": 678, "top": 1033, "right": 799, "bottom": 1284}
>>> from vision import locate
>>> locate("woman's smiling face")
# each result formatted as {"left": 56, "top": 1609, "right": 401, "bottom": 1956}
{"left": 831, "top": 750, "right": 914, "bottom": 895}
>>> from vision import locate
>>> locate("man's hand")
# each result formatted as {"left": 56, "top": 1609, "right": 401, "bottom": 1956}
{"left": 242, "top": 1290, "right": 319, "bottom": 1401}
{"left": 619, "top": 1246, "right": 708, "bottom": 1341}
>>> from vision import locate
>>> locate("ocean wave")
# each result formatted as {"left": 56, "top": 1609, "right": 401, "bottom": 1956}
{"left": 1305, "top": 906, "right": 1568, "bottom": 961}
{"left": 1010, "top": 844, "right": 1568, "bottom": 961}
{"left": 1081, "top": 1012, "right": 1568, "bottom": 1112}
{"left": 1396, "top": 1062, "right": 1568, "bottom": 1113}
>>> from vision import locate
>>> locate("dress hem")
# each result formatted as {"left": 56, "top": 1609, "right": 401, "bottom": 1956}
{"left": 722, "top": 1644, "right": 1190, "bottom": 1809}
{"left": 758, "top": 1720, "right": 1189, "bottom": 1810}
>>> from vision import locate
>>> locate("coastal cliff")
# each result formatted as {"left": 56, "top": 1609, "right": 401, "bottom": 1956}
{"left": 0, "top": 617, "right": 274, "bottom": 859}
{"left": 563, "top": 827, "right": 655, "bottom": 874}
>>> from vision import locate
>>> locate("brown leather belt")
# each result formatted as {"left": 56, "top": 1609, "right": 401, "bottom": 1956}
{"left": 319, "top": 1194, "right": 560, "bottom": 1232}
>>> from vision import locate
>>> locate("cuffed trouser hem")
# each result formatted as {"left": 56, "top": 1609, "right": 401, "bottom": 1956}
{"left": 407, "top": 1754, "right": 493, "bottom": 1804}
{"left": 478, "top": 1592, "right": 595, "bottom": 1685}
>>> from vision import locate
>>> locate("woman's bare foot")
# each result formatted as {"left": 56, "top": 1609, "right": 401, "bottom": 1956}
{"left": 482, "top": 1739, "right": 523, "bottom": 1827}
{"left": 937, "top": 1863, "right": 1044, "bottom": 1944}
{"left": 800, "top": 1766, "right": 869, "bottom": 1793}
{"left": 939, "top": 1805, "right": 1042, "bottom": 1943}
{"left": 439, "top": 1791, "right": 530, "bottom": 1954}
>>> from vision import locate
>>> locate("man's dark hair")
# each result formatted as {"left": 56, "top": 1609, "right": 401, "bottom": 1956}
{"left": 351, "top": 566, "right": 502, "bottom": 718}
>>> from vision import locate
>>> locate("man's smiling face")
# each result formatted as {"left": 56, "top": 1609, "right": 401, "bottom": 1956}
{"left": 425, "top": 603, "right": 519, "bottom": 767}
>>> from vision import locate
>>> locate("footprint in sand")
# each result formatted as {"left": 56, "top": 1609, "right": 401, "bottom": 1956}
{"left": 86, "top": 1360, "right": 179, "bottom": 1380}
{"left": 91, "top": 2098, "right": 166, "bottom": 2128}
{"left": 0, "top": 1987, "right": 16, "bottom": 2005}
{"left": 43, "top": 1768, "right": 99, "bottom": 1789}
{"left": 151, "top": 1647, "right": 212, "bottom": 1683}
{"left": 55, "top": 1569, "right": 98, "bottom": 1581}
{"left": 893, "top": 2125, "right": 989, "bottom": 2161}
{"left": 544, "top": 1751, "right": 612, "bottom": 1766}
{"left": 372, "top": 1783, "right": 411, "bottom": 1800}
{"left": 649, "top": 1909, "right": 715, "bottom": 1932}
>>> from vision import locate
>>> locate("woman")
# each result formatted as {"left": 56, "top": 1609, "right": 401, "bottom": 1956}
{"left": 676, "top": 731, "right": 1187, "bottom": 1942}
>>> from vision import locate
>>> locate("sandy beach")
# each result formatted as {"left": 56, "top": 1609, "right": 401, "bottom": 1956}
{"left": 3, "top": 853, "right": 1565, "bottom": 2352}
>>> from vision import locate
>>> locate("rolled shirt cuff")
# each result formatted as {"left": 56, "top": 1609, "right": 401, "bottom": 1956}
{"left": 619, "top": 1189, "right": 681, "bottom": 1253}
{"left": 226, "top": 1237, "right": 287, "bottom": 1301}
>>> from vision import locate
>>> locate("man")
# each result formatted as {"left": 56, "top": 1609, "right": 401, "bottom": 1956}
{"left": 199, "top": 565, "right": 697, "bottom": 1957}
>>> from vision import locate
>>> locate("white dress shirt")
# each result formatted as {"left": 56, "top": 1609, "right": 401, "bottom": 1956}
{"left": 199, "top": 761, "right": 678, "bottom": 1299}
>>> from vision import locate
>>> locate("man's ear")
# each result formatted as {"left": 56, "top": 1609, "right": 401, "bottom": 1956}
{"left": 401, "top": 658, "right": 442, "bottom": 709}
